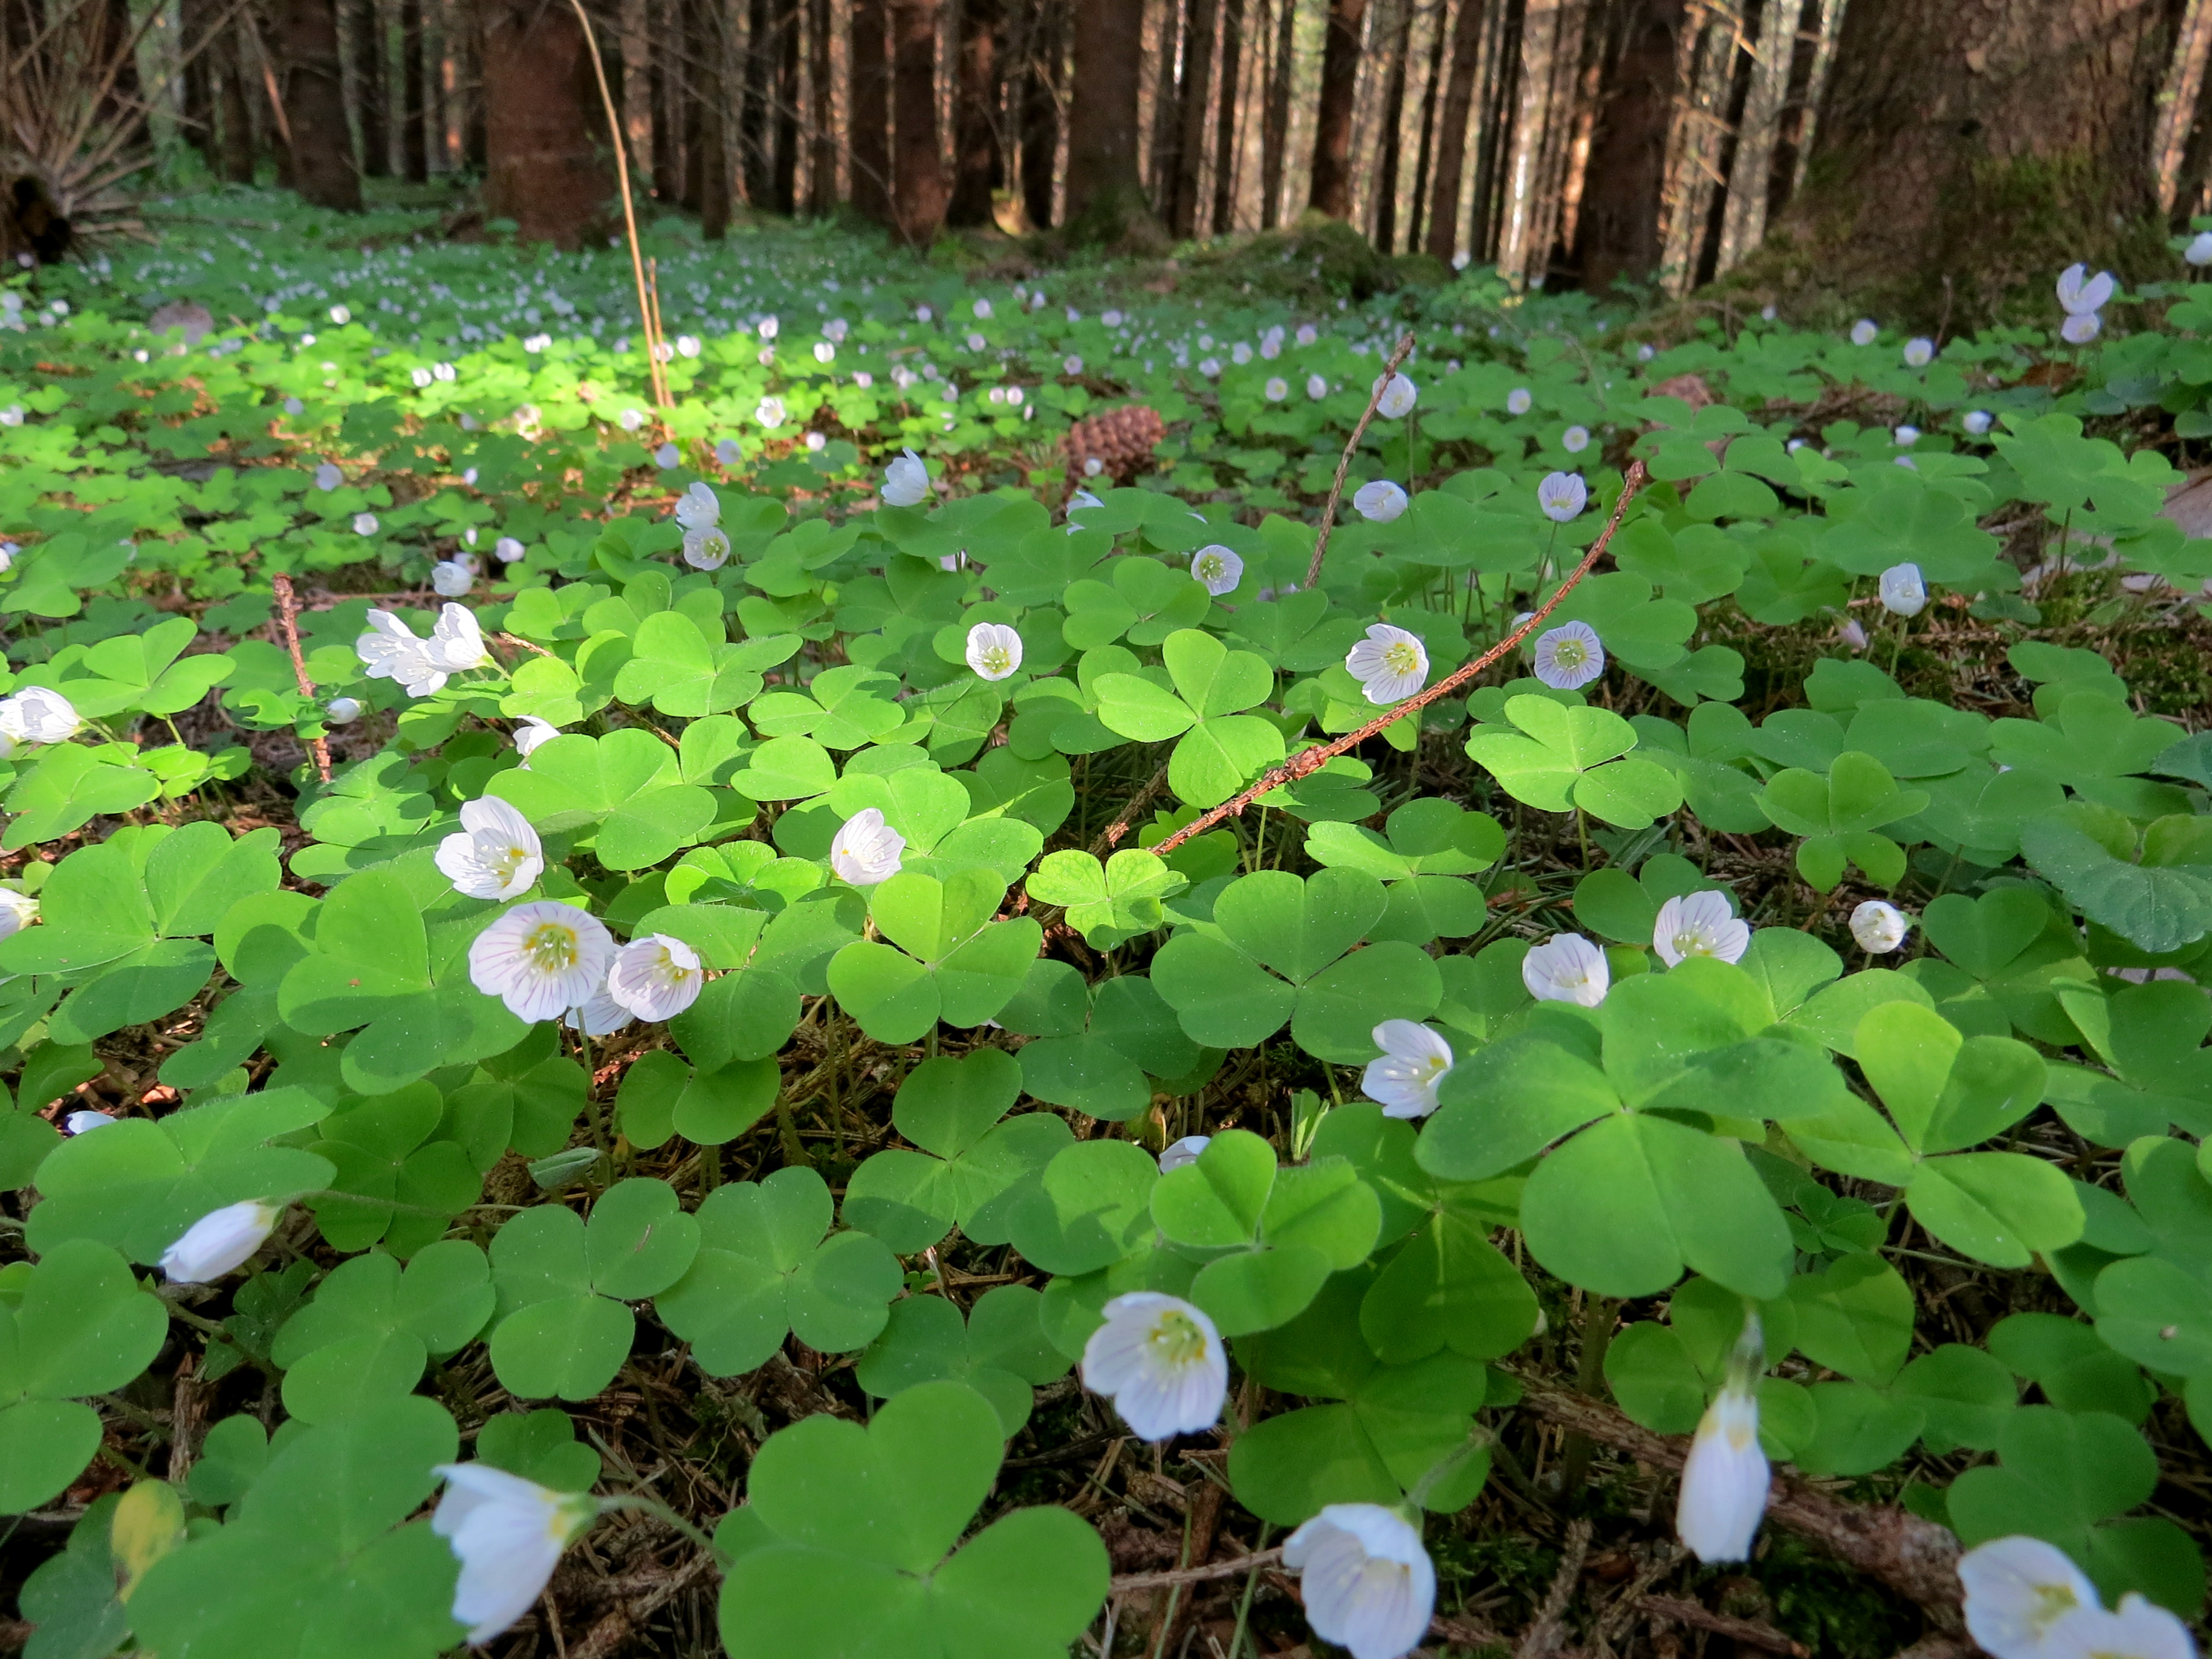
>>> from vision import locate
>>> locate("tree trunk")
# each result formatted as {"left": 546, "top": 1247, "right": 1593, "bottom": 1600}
{"left": 183, "top": 0, "right": 219, "bottom": 164}
{"left": 1372, "top": 0, "right": 1413, "bottom": 249}
{"left": 696, "top": 0, "right": 733, "bottom": 234}
{"left": 218, "top": 19, "right": 258, "bottom": 182}
{"left": 398, "top": 0, "right": 426, "bottom": 179}
{"left": 1169, "top": 0, "right": 1216, "bottom": 238}
{"left": 1568, "top": 0, "right": 1679, "bottom": 287}
{"left": 277, "top": 0, "right": 363, "bottom": 208}
{"left": 1777, "top": 0, "right": 2179, "bottom": 325}
{"left": 1468, "top": 0, "right": 1524, "bottom": 258}
{"left": 1063, "top": 0, "right": 1149, "bottom": 234}
{"left": 890, "top": 0, "right": 948, "bottom": 241}
{"left": 1149, "top": 0, "right": 1184, "bottom": 207}
{"left": 1306, "top": 0, "right": 1366, "bottom": 219}
{"left": 774, "top": 0, "right": 800, "bottom": 212}
{"left": 1691, "top": 0, "right": 1762, "bottom": 286}
{"left": 807, "top": 0, "right": 835, "bottom": 213}
{"left": 1208, "top": 0, "right": 1242, "bottom": 232}
{"left": 348, "top": 0, "right": 389, "bottom": 175}
{"left": 1424, "top": 0, "right": 1482, "bottom": 258}
{"left": 482, "top": 0, "right": 613, "bottom": 243}
{"left": 741, "top": 0, "right": 771, "bottom": 203}
{"left": 1018, "top": 0, "right": 1062, "bottom": 227}
{"left": 1762, "top": 0, "right": 1821, "bottom": 226}
{"left": 682, "top": 0, "right": 708, "bottom": 209}
{"left": 1258, "top": 0, "right": 1295, "bottom": 227}
{"left": 851, "top": 0, "right": 894, "bottom": 218}
{"left": 948, "top": 0, "right": 1004, "bottom": 225}
{"left": 651, "top": 0, "right": 682, "bottom": 200}
{"left": 1406, "top": 0, "right": 1449, "bottom": 252}
{"left": 459, "top": 0, "right": 485, "bottom": 170}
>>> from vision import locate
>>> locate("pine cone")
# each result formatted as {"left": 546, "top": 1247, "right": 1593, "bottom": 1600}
{"left": 1063, "top": 404, "right": 1165, "bottom": 488}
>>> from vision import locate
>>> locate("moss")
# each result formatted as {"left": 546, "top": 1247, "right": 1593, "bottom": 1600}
{"left": 1176, "top": 212, "right": 1403, "bottom": 304}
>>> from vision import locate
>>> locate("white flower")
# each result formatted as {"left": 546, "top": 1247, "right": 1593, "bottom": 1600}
{"left": 1532, "top": 621, "right": 1604, "bottom": 690}
{"left": 831, "top": 807, "right": 905, "bottom": 885}
{"left": 1199, "top": 356, "right": 1222, "bottom": 378}
{"left": 1850, "top": 900, "right": 1910, "bottom": 953}
{"left": 1265, "top": 375, "right": 1288, "bottom": 401}
{"left": 676, "top": 334, "right": 701, "bottom": 358}
{"left": 606, "top": 932, "right": 705, "bottom": 1021}
{"left": 758, "top": 315, "right": 781, "bottom": 339}
{"left": 315, "top": 461, "right": 343, "bottom": 490}
{"left": 1523, "top": 933, "right": 1609, "bottom": 1007}
{"left": 1960, "top": 1537, "right": 2103, "bottom": 1659}
{"left": 565, "top": 984, "right": 632, "bottom": 1036}
{"left": 1537, "top": 472, "right": 1588, "bottom": 522}
{"left": 683, "top": 526, "right": 732, "bottom": 570}
{"left": 0, "top": 889, "right": 37, "bottom": 940}
{"left": 1159, "top": 1135, "right": 1210, "bottom": 1174}
{"left": 2048, "top": 1597, "right": 2197, "bottom": 1659}
{"left": 1297, "top": 323, "right": 1317, "bottom": 345}
{"left": 354, "top": 613, "right": 436, "bottom": 691}
{"left": 2060, "top": 312, "right": 2104, "bottom": 345}
{"left": 826, "top": 317, "right": 849, "bottom": 342}
{"left": 1066, "top": 355, "right": 1086, "bottom": 376}
{"left": 1964, "top": 409, "right": 1994, "bottom": 435}
{"left": 618, "top": 407, "right": 646, "bottom": 432}
{"left": 1375, "top": 374, "right": 1416, "bottom": 418}
{"left": 1653, "top": 892, "right": 1750, "bottom": 967}
{"left": 160, "top": 1199, "right": 282, "bottom": 1284}
{"left": 1084, "top": 456, "right": 1105, "bottom": 476}
{"left": 654, "top": 443, "right": 680, "bottom": 469}
{"left": 813, "top": 340, "right": 835, "bottom": 364}
{"left": 0, "top": 404, "right": 21, "bottom": 426}
{"left": 1636, "top": 343, "right": 1656, "bottom": 362}
{"left": 0, "top": 686, "right": 80, "bottom": 748}
{"left": 1850, "top": 319, "right": 1879, "bottom": 346}
{"left": 329, "top": 304, "right": 351, "bottom": 325}
{"left": 1562, "top": 424, "right": 1591, "bottom": 453}
{"left": 1507, "top": 387, "right": 1533, "bottom": 414}
{"left": 496, "top": 535, "right": 525, "bottom": 563}
{"left": 973, "top": 297, "right": 993, "bottom": 320}
{"left": 1284, "top": 1505, "right": 1436, "bottom": 1659}
{"left": 756, "top": 395, "right": 787, "bottom": 427}
{"left": 1895, "top": 424, "right": 1921, "bottom": 446}
{"left": 1068, "top": 488, "right": 1104, "bottom": 519}
{"left": 2057, "top": 264, "right": 2116, "bottom": 316}
{"left": 1837, "top": 617, "right": 1869, "bottom": 652}
{"left": 1080, "top": 1291, "right": 1227, "bottom": 1441}
{"left": 965, "top": 622, "right": 1023, "bottom": 681}
{"left": 1902, "top": 337, "right": 1935, "bottom": 367}
{"left": 325, "top": 697, "right": 362, "bottom": 724}
{"left": 432, "top": 559, "right": 473, "bottom": 597}
{"left": 1191, "top": 545, "right": 1244, "bottom": 595}
{"left": 513, "top": 716, "right": 560, "bottom": 765}
{"left": 1353, "top": 480, "right": 1408, "bottom": 522}
{"left": 1676, "top": 1313, "right": 1770, "bottom": 1562}
{"left": 431, "top": 1463, "right": 597, "bottom": 1645}
{"left": 1361, "top": 1021, "right": 1454, "bottom": 1119}
{"left": 1878, "top": 562, "right": 1927, "bottom": 617}
{"left": 469, "top": 901, "right": 617, "bottom": 1022}
{"left": 716, "top": 438, "right": 742, "bottom": 466}
{"left": 882, "top": 447, "right": 932, "bottom": 507}
{"left": 1306, "top": 373, "right": 1329, "bottom": 400}
{"left": 436, "top": 797, "right": 544, "bottom": 901}
{"left": 2188, "top": 232, "right": 2212, "bottom": 267}
{"left": 353, "top": 512, "right": 380, "bottom": 536}
{"left": 1346, "top": 624, "right": 1429, "bottom": 704}
{"left": 65, "top": 1109, "right": 115, "bottom": 1134}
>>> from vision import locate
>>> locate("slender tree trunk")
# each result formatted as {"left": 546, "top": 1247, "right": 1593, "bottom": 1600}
{"left": 1150, "top": 0, "right": 1185, "bottom": 207}
{"left": 1063, "top": 0, "right": 1149, "bottom": 233}
{"left": 697, "top": 0, "right": 732, "bottom": 233}
{"left": 1372, "top": 0, "right": 1412, "bottom": 248}
{"left": 890, "top": 0, "right": 949, "bottom": 241}
{"left": 481, "top": 0, "right": 614, "bottom": 242}
{"left": 948, "top": 0, "right": 1004, "bottom": 224}
{"left": 1258, "top": 0, "right": 1295, "bottom": 227}
{"left": 682, "top": 0, "right": 708, "bottom": 207}
{"left": 218, "top": 19, "right": 258, "bottom": 181}
{"left": 1019, "top": 0, "right": 1062, "bottom": 227}
{"left": 1169, "top": 0, "right": 1216, "bottom": 237}
{"left": 651, "top": 0, "right": 681, "bottom": 199}
{"left": 429, "top": 0, "right": 450, "bottom": 172}
{"left": 1469, "top": 0, "right": 1525, "bottom": 260}
{"left": 348, "top": 0, "right": 389, "bottom": 175}
{"left": 1569, "top": 0, "right": 1679, "bottom": 286}
{"left": 94, "top": 0, "right": 146, "bottom": 144}
{"left": 1692, "top": 0, "right": 1762, "bottom": 285}
{"left": 774, "top": 0, "right": 800, "bottom": 210}
{"left": 807, "top": 0, "right": 835, "bottom": 213}
{"left": 851, "top": 0, "right": 894, "bottom": 218}
{"left": 1406, "top": 0, "right": 1448, "bottom": 251}
{"left": 741, "top": 0, "right": 771, "bottom": 203}
{"left": 1306, "top": 0, "right": 1366, "bottom": 218}
{"left": 398, "top": 0, "right": 426, "bottom": 179}
{"left": 1780, "top": 0, "right": 2176, "bottom": 324}
{"left": 459, "top": 0, "right": 484, "bottom": 169}
{"left": 1762, "top": 0, "right": 1820, "bottom": 226}
{"left": 1424, "top": 0, "right": 1482, "bottom": 258}
{"left": 183, "top": 0, "right": 219, "bottom": 163}
{"left": 1207, "top": 0, "right": 1243, "bottom": 231}
{"left": 277, "top": 0, "right": 364, "bottom": 207}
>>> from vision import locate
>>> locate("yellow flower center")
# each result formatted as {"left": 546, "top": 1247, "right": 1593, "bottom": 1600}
{"left": 522, "top": 921, "right": 582, "bottom": 973}
{"left": 978, "top": 643, "right": 1013, "bottom": 674}
{"left": 1196, "top": 554, "right": 1225, "bottom": 582}
{"left": 1671, "top": 929, "right": 1712, "bottom": 958}
{"left": 1147, "top": 1309, "right": 1208, "bottom": 1367}
{"left": 1383, "top": 641, "right": 1421, "bottom": 675}
{"left": 1551, "top": 639, "right": 1589, "bottom": 670}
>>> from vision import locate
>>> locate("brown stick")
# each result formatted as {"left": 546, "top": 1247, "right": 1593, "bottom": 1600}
{"left": 270, "top": 573, "right": 332, "bottom": 784}
{"left": 1109, "top": 1545, "right": 1283, "bottom": 1595}
{"left": 1637, "top": 1595, "right": 1809, "bottom": 1658}
{"left": 1516, "top": 1517, "right": 1592, "bottom": 1659}
{"left": 1305, "top": 332, "right": 1420, "bottom": 590}
{"left": 562, "top": 0, "right": 669, "bottom": 414}
{"left": 1154, "top": 460, "right": 1648, "bottom": 855}
{"left": 568, "top": 1549, "right": 717, "bottom": 1659}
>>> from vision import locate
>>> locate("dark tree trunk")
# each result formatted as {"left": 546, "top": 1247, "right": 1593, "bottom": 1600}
{"left": 890, "top": 0, "right": 948, "bottom": 241}
{"left": 1762, "top": 0, "right": 1820, "bottom": 226}
{"left": 1469, "top": 0, "right": 1525, "bottom": 259}
{"left": 398, "top": 0, "right": 427, "bottom": 180}
{"left": 1018, "top": 0, "right": 1062, "bottom": 227}
{"left": 348, "top": 0, "right": 388, "bottom": 174}
{"left": 482, "top": 0, "right": 613, "bottom": 242}
{"left": 459, "top": 2, "right": 485, "bottom": 170}
{"left": 96, "top": 0, "right": 146, "bottom": 143}
{"left": 807, "top": 0, "right": 835, "bottom": 213}
{"left": 278, "top": 0, "right": 363, "bottom": 208}
{"left": 649, "top": 0, "right": 679, "bottom": 199}
{"left": 1372, "top": 0, "right": 1413, "bottom": 250}
{"left": 1169, "top": 0, "right": 1216, "bottom": 238}
{"left": 682, "top": 0, "right": 709, "bottom": 208}
{"left": 218, "top": 19, "right": 258, "bottom": 182}
{"left": 695, "top": 0, "right": 732, "bottom": 233}
{"left": 1425, "top": 0, "right": 1483, "bottom": 258}
{"left": 183, "top": 0, "right": 219, "bottom": 163}
{"left": 774, "top": 0, "right": 800, "bottom": 212}
{"left": 429, "top": 1, "right": 449, "bottom": 172}
{"left": 1149, "top": 0, "right": 1184, "bottom": 207}
{"left": 1407, "top": 0, "right": 1450, "bottom": 252}
{"left": 948, "top": 0, "right": 1004, "bottom": 225}
{"left": 1063, "top": 0, "right": 1148, "bottom": 233}
{"left": 1306, "top": 0, "right": 1367, "bottom": 219}
{"left": 1693, "top": 0, "right": 1762, "bottom": 287}
{"left": 1258, "top": 0, "right": 1295, "bottom": 227}
{"left": 1208, "top": 0, "right": 1242, "bottom": 232}
{"left": 851, "top": 0, "right": 894, "bottom": 218}
{"left": 1570, "top": 0, "right": 1679, "bottom": 287}
{"left": 740, "top": 0, "right": 770, "bottom": 203}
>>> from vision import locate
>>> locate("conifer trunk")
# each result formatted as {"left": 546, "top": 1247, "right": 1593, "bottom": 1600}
{"left": 277, "top": 0, "right": 363, "bottom": 209}
{"left": 481, "top": 0, "right": 612, "bottom": 243}
{"left": 850, "top": 0, "right": 894, "bottom": 219}
{"left": 889, "top": 0, "right": 948, "bottom": 241}
{"left": 948, "top": 0, "right": 1004, "bottom": 226}
{"left": 1063, "top": 0, "right": 1149, "bottom": 235}
{"left": 1307, "top": 0, "right": 1367, "bottom": 219}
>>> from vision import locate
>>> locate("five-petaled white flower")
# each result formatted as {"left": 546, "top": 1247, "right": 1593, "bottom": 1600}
{"left": 565, "top": 984, "right": 632, "bottom": 1036}
{"left": 675, "top": 481, "right": 720, "bottom": 531}
{"left": 1306, "top": 373, "right": 1329, "bottom": 400}
{"left": 1523, "top": 933, "right": 1609, "bottom": 1007}
{"left": 1159, "top": 1134, "right": 1210, "bottom": 1174}
{"left": 2189, "top": 232, "right": 2212, "bottom": 267}
{"left": 353, "top": 511, "right": 380, "bottom": 536}
{"left": 1677, "top": 1312, "right": 1771, "bottom": 1562}
{"left": 432, "top": 1463, "right": 598, "bottom": 1646}
{"left": 0, "top": 686, "right": 80, "bottom": 750}
{"left": 1850, "top": 319, "right": 1879, "bottom": 346}
{"left": 1537, "top": 472, "right": 1588, "bottom": 523}
{"left": 606, "top": 932, "right": 705, "bottom": 1022}
{"left": 1964, "top": 410, "right": 1994, "bottom": 435}
{"left": 831, "top": 807, "right": 906, "bottom": 885}
{"left": 469, "top": 901, "right": 617, "bottom": 1023}
{"left": 315, "top": 461, "right": 343, "bottom": 491}
{"left": 2056, "top": 264, "right": 2116, "bottom": 316}
{"left": 1361, "top": 1021, "right": 1454, "bottom": 1119}
{"left": 1265, "top": 375, "right": 1289, "bottom": 401}
{"left": 1191, "top": 545, "right": 1244, "bottom": 595}
{"left": 1879, "top": 562, "right": 1927, "bottom": 616}
{"left": 436, "top": 797, "right": 544, "bottom": 901}
{"left": 1507, "top": 387, "right": 1534, "bottom": 414}
{"left": 1850, "top": 900, "right": 1911, "bottom": 953}
{"left": 1081, "top": 1291, "right": 1228, "bottom": 1442}
{"left": 432, "top": 559, "right": 474, "bottom": 597}
{"left": 513, "top": 716, "right": 560, "bottom": 767}
{"left": 1346, "top": 624, "right": 1429, "bottom": 704}
{"left": 2044, "top": 1595, "right": 2197, "bottom": 1659}
{"left": 65, "top": 1109, "right": 114, "bottom": 1134}
{"left": 1375, "top": 374, "right": 1416, "bottom": 418}
{"left": 1959, "top": 1536, "right": 2102, "bottom": 1659}
{"left": 356, "top": 604, "right": 488, "bottom": 698}
{"left": 882, "top": 447, "right": 932, "bottom": 507}
{"left": 1354, "top": 480, "right": 1409, "bottom": 522}
{"left": 325, "top": 696, "right": 362, "bottom": 724}
{"left": 1284, "top": 1504, "right": 1437, "bottom": 1659}
{"left": 0, "top": 889, "right": 36, "bottom": 940}
{"left": 1902, "top": 337, "right": 1935, "bottom": 368}
{"left": 1653, "top": 891, "right": 1750, "bottom": 967}
{"left": 160, "top": 1199, "right": 282, "bottom": 1284}
{"left": 1532, "top": 620, "right": 1605, "bottom": 690}
{"left": 2060, "top": 312, "right": 2103, "bottom": 345}
{"left": 965, "top": 622, "right": 1024, "bottom": 681}
{"left": 1562, "top": 424, "right": 1591, "bottom": 453}
{"left": 683, "top": 525, "right": 732, "bottom": 570}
